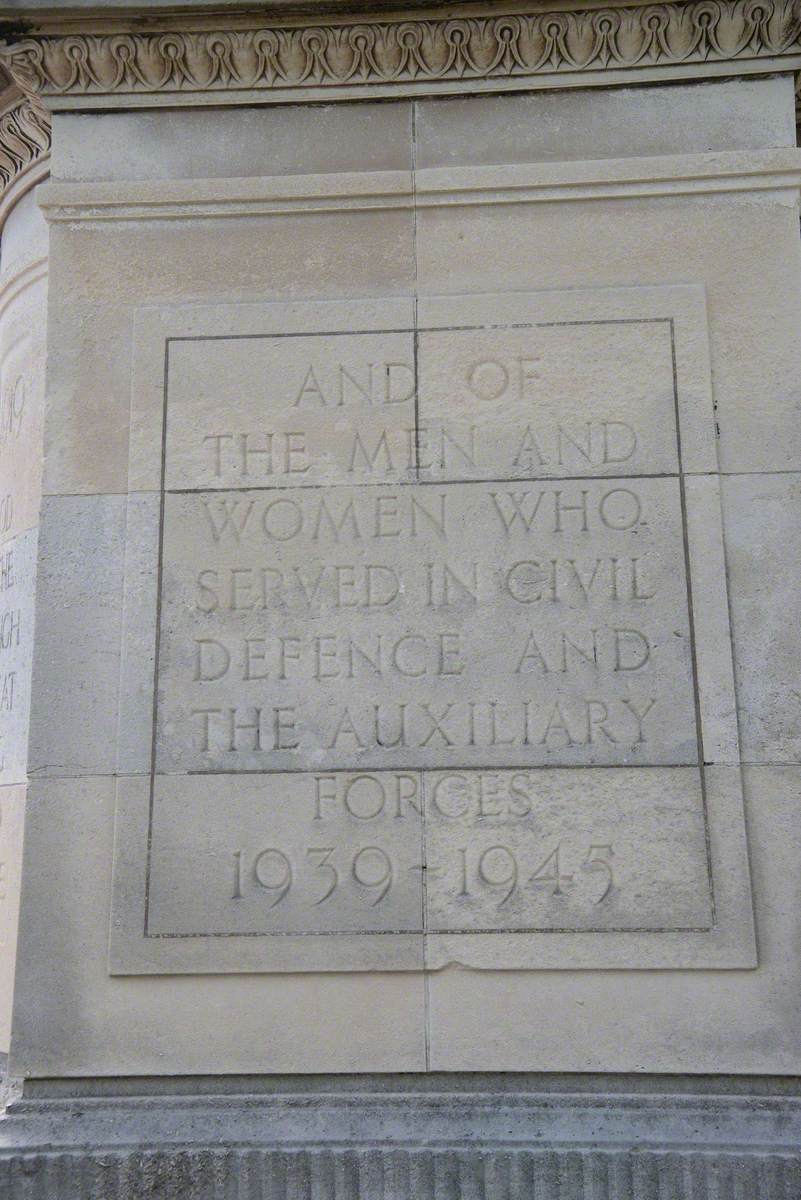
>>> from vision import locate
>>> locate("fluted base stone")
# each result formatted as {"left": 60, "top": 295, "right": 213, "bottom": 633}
{"left": 0, "top": 1075, "right": 800, "bottom": 1198}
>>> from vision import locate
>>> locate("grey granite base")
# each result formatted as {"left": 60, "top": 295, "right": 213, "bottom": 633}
{"left": 0, "top": 1074, "right": 800, "bottom": 1198}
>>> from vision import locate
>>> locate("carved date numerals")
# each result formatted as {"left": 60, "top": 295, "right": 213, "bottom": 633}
{"left": 231, "top": 840, "right": 615, "bottom": 914}
{"left": 231, "top": 845, "right": 394, "bottom": 907}
{"left": 451, "top": 841, "right": 615, "bottom": 909}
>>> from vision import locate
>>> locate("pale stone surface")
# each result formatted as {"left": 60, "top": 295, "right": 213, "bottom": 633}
{"left": 0, "top": 183, "right": 48, "bottom": 1056}
{"left": 3, "top": 1079, "right": 801, "bottom": 1200}
{"left": 51, "top": 78, "right": 793, "bottom": 185}
{"left": 110, "top": 773, "right": 425, "bottom": 972}
{"left": 0, "top": 529, "right": 36, "bottom": 788}
{"left": 9, "top": 69, "right": 801, "bottom": 1081}
{"left": 0, "top": 271, "right": 46, "bottom": 546}
{"left": 27, "top": 495, "right": 127, "bottom": 778}
{"left": 0, "top": 189, "right": 48, "bottom": 752}
{"left": 426, "top": 761, "right": 755, "bottom": 971}
{"left": 52, "top": 102, "right": 413, "bottom": 181}
{"left": 0, "top": 785, "right": 23, "bottom": 1050}
{"left": 10, "top": 776, "right": 426, "bottom": 1075}
{"left": 110, "top": 762, "right": 754, "bottom": 974}
{"left": 425, "top": 766, "right": 794, "bottom": 1072}
{"left": 7, "top": 767, "right": 791, "bottom": 1076}
{"left": 415, "top": 76, "right": 796, "bottom": 168}
{"left": 40, "top": 211, "right": 417, "bottom": 497}
{"left": 155, "top": 476, "right": 696, "bottom": 772}
{"left": 414, "top": 173, "right": 801, "bottom": 476}
{"left": 106, "top": 285, "right": 754, "bottom": 975}
{"left": 683, "top": 473, "right": 741, "bottom": 765}
{"left": 722, "top": 472, "right": 801, "bottom": 763}
{"left": 414, "top": 286, "right": 716, "bottom": 477}
{"left": 0, "top": 190, "right": 48, "bottom": 286}
{"left": 115, "top": 493, "right": 160, "bottom": 776}
{"left": 162, "top": 310, "right": 417, "bottom": 491}
{"left": 146, "top": 772, "right": 424, "bottom": 939}
{"left": 424, "top": 767, "right": 713, "bottom": 932}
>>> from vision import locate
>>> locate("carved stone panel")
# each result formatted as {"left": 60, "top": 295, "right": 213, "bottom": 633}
{"left": 109, "top": 287, "right": 755, "bottom": 973}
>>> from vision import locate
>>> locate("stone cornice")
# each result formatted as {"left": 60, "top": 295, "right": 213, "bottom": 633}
{"left": 1, "top": 0, "right": 800, "bottom": 109}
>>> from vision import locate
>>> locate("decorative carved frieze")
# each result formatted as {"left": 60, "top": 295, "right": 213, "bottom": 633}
{"left": 0, "top": 94, "right": 50, "bottom": 193}
{"left": 1, "top": 0, "right": 800, "bottom": 106}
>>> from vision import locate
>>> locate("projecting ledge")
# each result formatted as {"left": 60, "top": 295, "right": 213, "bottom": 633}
{"left": 34, "top": 149, "right": 801, "bottom": 223}
{"left": 1, "top": 1077, "right": 801, "bottom": 1198}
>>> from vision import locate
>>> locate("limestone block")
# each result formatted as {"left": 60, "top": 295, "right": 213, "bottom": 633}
{"left": 104, "top": 286, "right": 753, "bottom": 977}
{"left": 0, "top": 189, "right": 48, "bottom": 286}
{"left": 0, "top": 174, "right": 49, "bottom": 1059}
{"left": 13, "top": 101, "right": 801, "bottom": 1080}
{"left": 722, "top": 472, "right": 801, "bottom": 763}
{"left": 39, "top": 210, "right": 416, "bottom": 496}
{"left": 9, "top": 768, "right": 792, "bottom": 1076}
{"left": 154, "top": 476, "right": 696, "bottom": 773}
{"left": 0, "top": 783, "right": 23, "bottom": 1051}
{"left": 110, "top": 773, "right": 425, "bottom": 972}
{"left": 52, "top": 102, "right": 413, "bottom": 181}
{"left": 11, "top": 775, "right": 427, "bottom": 1076}
{"left": 425, "top": 761, "right": 753, "bottom": 971}
{"left": 425, "top": 766, "right": 797, "bottom": 1073}
{"left": 115, "top": 492, "right": 160, "bottom": 776}
{"left": 3, "top": 1075, "right": 801, "bottom": 1200}
{"left": 415, "top": 76, "right": 796, "bottom": 169}
{"left": 162, "top": 317, "right": 417, "bottom": 492}
{"left": 0, "top": 528, "right": 36, "bottom": 787}
{"left": 26, "top": 495, "right": 127, "bottom": 778}
{"left": 424, "top": 767, "right": 713, "bottom": 935}
{"left": 414, "top": 158, "right": 801, "bottom": 475}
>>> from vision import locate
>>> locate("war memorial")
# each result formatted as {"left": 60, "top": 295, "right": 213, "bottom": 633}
{"left": 0, "top": 0, "right": 799, "bottom": 1193}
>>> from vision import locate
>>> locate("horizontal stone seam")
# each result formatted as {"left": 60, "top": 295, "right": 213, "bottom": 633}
{"left": 35, "top": 180, "right": 801, "bottom": 223}
{"left": 35, "top": 468, "right": 801, "bottom": 502}
{"left": 11, "top": 1091, "right": 801, "bottom": 1112}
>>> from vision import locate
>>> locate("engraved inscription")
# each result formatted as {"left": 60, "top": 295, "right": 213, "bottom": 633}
{"left": 110, "top": 291, "right": 757, "bottom": 970}
{"left": 424, "top": 768, "right": 712, "bottom": 932}
{"left": 156, "top": 475, "right": 695, "bottom": 771}
{"left": 417, "top": 324, "right": 679, "bottom": 480}
{"left": 150, "top": 316, "right": 704, "bottom": 938}
{"left": 147, "top": 772, "right": 424, "bottom": 936}
{"left": 144, "top": 768, "right": 711, "bottom": 937}
{"left": 165, "top": 333, "right": 417, "bottom": 490}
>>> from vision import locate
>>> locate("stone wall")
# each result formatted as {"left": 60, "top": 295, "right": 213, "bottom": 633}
{"left": 0, "top": 2, "right": 799, "bottom": 1194}
{"left": 0, "top": 86, "right": 48, "bottom": 1053}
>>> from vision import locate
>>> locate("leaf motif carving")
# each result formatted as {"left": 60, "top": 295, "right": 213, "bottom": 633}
{"left": 0, "top": 96, "right": 50, "bottom": 189}
{"left": 0, "top": 0, "right": 798, "bottom": 98}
